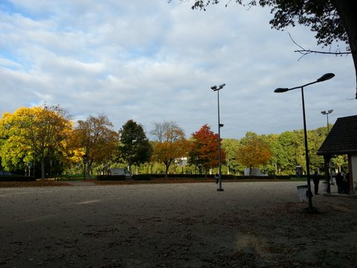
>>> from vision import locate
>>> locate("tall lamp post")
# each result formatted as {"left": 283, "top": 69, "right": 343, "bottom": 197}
{"left": 321, "top": 109, "right": 333, "bottom": 135}
{"left": 211, "top": 83, "right": 225, "bottom": 191}
{"left": 321, "top": 109, "right": 334, "bottom": 193}
{"left": 274, "top": 73, "right": 335, "bottom": 212}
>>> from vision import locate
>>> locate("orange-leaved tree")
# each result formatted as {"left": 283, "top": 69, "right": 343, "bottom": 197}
{"left": 236, "top": 132, "right": 272, "bottom": 175}
{"left": 151, "top": 121, "right": 188, "bottom": 178}
{"left": 71, "top": 114, "right": 119, "bottom": 177}
{"left": 189, "top": 124, "right": 225, "bottom": 176}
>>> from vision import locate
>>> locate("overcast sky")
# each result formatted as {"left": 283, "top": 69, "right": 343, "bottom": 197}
{"left": 0, "top": 0, "right": 356, "bottom": 139}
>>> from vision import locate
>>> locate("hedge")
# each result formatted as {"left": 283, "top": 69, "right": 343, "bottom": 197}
{"left": 0, "top": 176, "right": 37, "bottom": 182}
{"left": 147, "top": 174, "right": 293, "bottom": 180}
{"left": 96, "top": 174, "right": 295, "bottom": 181}
{"left": 96, "top": 175, "right": 127, "bottom": 181}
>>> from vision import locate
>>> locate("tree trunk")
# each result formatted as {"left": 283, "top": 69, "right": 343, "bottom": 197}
{"left": 332, "top": 0, "right": 357, "bottom": 77}
{"left": 41, "top": 158, "right": 45, "bottom": 179}
{"left": 165, "top": 164, "right": 169, "bottom": 178}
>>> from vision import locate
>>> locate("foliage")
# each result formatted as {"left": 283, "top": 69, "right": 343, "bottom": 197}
{"left": 236, "top": 132, "right": 272, "bottom": 175}
{"left": 330, "top": 155, "right": 348, "bottom": 172}
{"left": 96, "top": 175, "right": 126, "bottom": 181}
{"left": 0, "top": 105, "right": 347, "bottom": 177}
{"left": 0, "top": 176, "right": 36, "bottom": 182}
{"left": 189, "top": 124, "right": 225, "bottom": 175}
{"left": 275, "top": 131, "right": 304, "bottom": 174}
{"left": 119, "top": 120, "right": 152, "bottom": 173}
{"left": 307, "top": 127, "right": 326, "bottom": 172}
{"left": 0, "top": 105, "right": 72, "bottom": 178}
{"left": 222, "top": 138, "right": 242, "bottom": 174}
{"left": 132, "top": 174, "right": 152, "bottom": 181}
{"left": 151, "top": 121, "right": 189, "bottom": 178}
{"left": 71, "top": 114, "right": 119, "bottom": 177}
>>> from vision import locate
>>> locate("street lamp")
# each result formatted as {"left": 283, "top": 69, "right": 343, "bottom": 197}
{"left": 274, "top": 73, "right": 335, "bottom": 212}
{"left": 321, "top": 109, "right": 333, "bottom": 135}
{"left": 211, "top": 83, "right": 225, "bottom": 191}
{"left": 321, "top": 109, "right": 334, "bottom": 193}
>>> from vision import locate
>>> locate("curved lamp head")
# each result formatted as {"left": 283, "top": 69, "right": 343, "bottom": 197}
{"left": 274, "top": 88, "right": 289, "bottom": 93}
{"left": 211, "top": 83, "right": 226, "bottom": 91}
{"left": 321, "top": 109, "right": 334, "bottom": 115}
{"left": 317, "top": 73, "right": 335, "bottom": 82}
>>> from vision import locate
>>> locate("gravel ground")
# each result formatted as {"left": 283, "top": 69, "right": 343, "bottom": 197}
{"left": 0, "top": 181, "right": 356, "bottom": 268}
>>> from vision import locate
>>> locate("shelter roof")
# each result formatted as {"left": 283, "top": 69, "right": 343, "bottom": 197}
{"left": 317, "top": 115, "right": 357, "bottom": 155}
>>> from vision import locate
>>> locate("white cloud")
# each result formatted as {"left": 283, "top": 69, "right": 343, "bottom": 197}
{"left": 0, "top": 0, "right": 356, "bottom": 139}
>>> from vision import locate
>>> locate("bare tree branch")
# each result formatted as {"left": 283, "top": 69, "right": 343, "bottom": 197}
{"left": 288, "top": 32, "right": 351, "bottom": 61}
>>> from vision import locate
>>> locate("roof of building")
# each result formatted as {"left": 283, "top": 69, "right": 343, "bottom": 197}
{"left": 317, "top": 115, "right": 357, "bottom": 155}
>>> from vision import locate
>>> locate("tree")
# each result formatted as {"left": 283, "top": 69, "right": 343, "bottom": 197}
{"left": 151, "top": 121, "right": 184, "bottom": 143}
{"left": 189, "top": 124, "right": 225, "bottom": 175}
{"left": 307, "top": 127, "right": 326, "bottom": 172}
{"left": 259, "top": 133, "right": 279, "bottom": 175}
{"left": 275, "top": 130, "right": 305, "bottom": 175}
{"left": 119, "top": 120, "right": 152, "bottom": 174}
{"left": 221, "top": 138, "right": 241, "bottom": 175}
{"left": 71, "top": 115, "right": 119, "bottom": 177}
{"left": 151, "top": 121, "right": 188, "bottom": 178}
{"left": 0, "top": 105, "right": 73, "bottom": 178}
{"left": 236, "top": 132, "right": 272, "bottom": 175}
{"left": 186, "top": 0, "right": 356, "bottom": 75}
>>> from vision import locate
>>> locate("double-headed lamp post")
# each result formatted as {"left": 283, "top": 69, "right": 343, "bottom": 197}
{"left": 211, "top": 83, "right": 225, "bottom": 191}
{"left": 321, "top": 109, "right": 333, "bottom": 135}
{"left": 274, "top": 73, "right": 335, "bottom": 212}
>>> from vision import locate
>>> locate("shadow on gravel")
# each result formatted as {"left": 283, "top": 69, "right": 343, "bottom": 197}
{"left": 0, "top": 183, "right": 356, "bottom": 267}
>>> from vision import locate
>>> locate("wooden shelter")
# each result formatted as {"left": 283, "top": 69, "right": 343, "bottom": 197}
{"left": 317, "top": 115, "right": 357, "bottom": 194}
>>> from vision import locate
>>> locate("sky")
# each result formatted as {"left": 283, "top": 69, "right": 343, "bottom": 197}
{"left": 0, "top": 0, "right": 356, "bottom": 140}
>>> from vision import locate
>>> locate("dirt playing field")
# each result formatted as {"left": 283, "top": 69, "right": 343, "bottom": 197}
{"left": 0, "top": 181, "right": 356, "bottom": 267}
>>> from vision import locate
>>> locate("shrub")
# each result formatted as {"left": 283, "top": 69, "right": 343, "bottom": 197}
{"left": 96, "top": 175, "right": 126, "bottom": 181}
{"left": 132, "top": 174, "right": 152, "bottom": 181}
{"left": 0, "top": 176, "right": 36, "bottom": 182}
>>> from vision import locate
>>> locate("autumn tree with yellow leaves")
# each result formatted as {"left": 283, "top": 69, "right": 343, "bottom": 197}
{"left": 0, "top": 105, "right": 73, "bottom": 178}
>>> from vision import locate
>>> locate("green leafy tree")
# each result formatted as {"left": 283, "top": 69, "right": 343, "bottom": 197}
{"left": 261, "top": 133, "right": 280, "bottom": 175}
{"left": 119, "top": 120, "right": 152, "bottom": 174}
{"left": 274, "top": 131, "right": 305, "bottom": 175}
{"left": 331, "top": 155, "right": 348, "bottom": 172}
{"left": 307, "top": 127, "right": 326, "bottom": 172}
{"left": 221, "top": 138, "right": 241, "bottom": 175}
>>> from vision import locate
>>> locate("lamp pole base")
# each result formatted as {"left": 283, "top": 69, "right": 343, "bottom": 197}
{"left": 302, "top": 206, "right": 318, "bottom": 214}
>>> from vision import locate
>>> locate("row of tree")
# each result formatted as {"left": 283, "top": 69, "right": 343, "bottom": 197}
{"left": 0, "top": 105, "right": 347, "bottom": 178}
